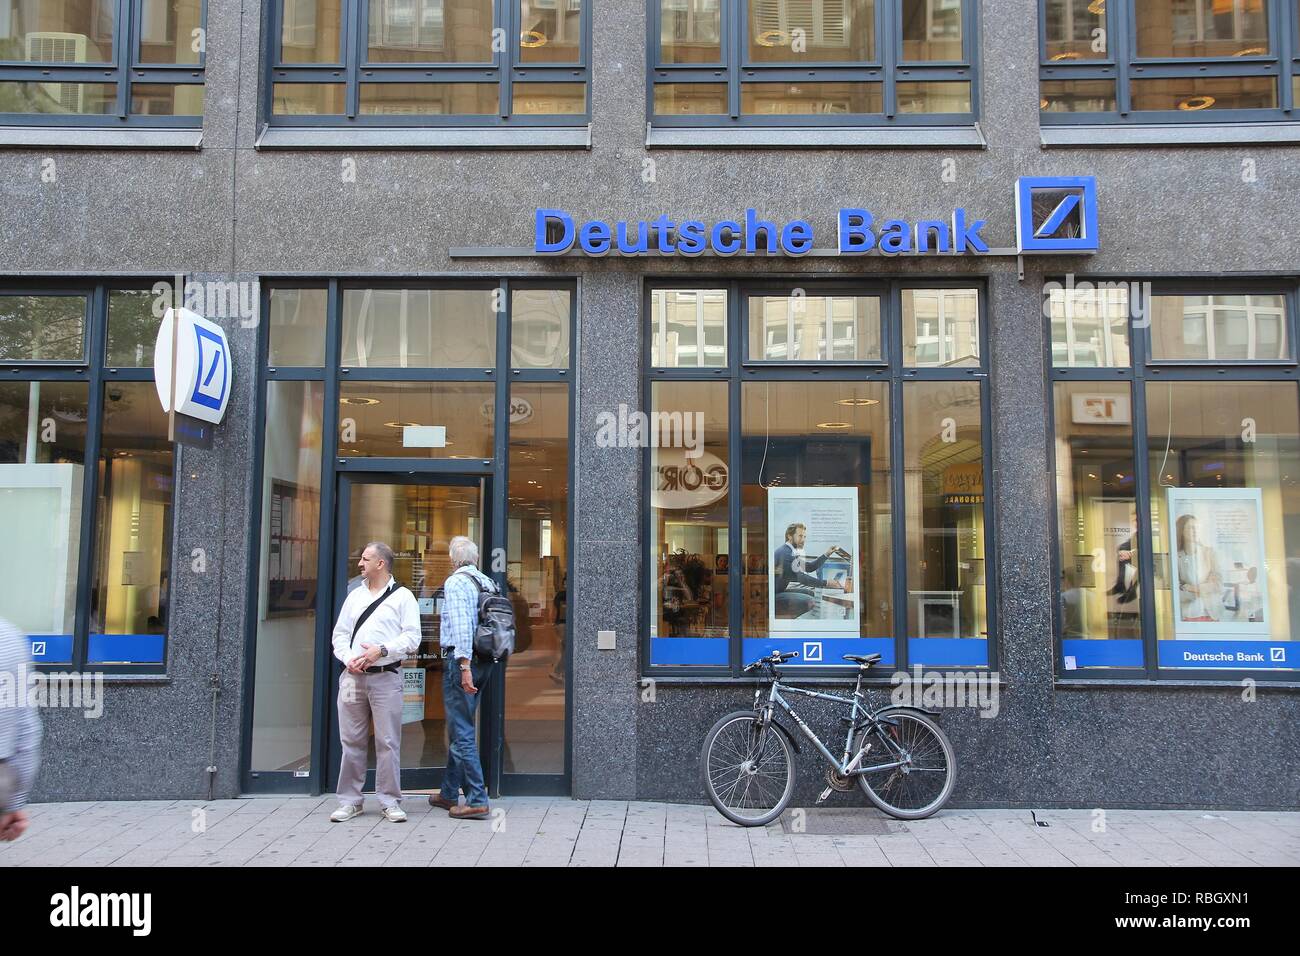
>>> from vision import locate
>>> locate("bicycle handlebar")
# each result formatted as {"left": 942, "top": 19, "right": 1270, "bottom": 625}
{"left": 743, "top": 650, "right": 799, "bottom": 673}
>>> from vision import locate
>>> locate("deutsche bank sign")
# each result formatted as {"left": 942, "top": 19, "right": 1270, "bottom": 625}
{"left": 153, "top": 307, "right": 232, "bottom": 425}
{"left": 534, "top": 176, "right": 1099, "bottom": 257}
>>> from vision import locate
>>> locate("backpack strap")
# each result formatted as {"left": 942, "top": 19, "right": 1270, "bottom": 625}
{"left": 350, "top": 581, "right": 399, "bottom": 648}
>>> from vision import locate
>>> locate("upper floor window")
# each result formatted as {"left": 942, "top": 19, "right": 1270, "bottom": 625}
{"left": 0, "top": 0, "right": 205, "bottom": 124}
{"left": 650, "top": 0, "right": 977, "bottom": 126}
{"left": 268, "top": 0, "right": 589, "bottom": 125}
{"left": 1040, "top": 0, "right": 1299, "bottom": 123}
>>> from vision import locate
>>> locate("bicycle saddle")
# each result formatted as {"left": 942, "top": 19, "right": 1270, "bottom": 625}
{"left": 843, "top": 654, "right": 882, "bottom": 666}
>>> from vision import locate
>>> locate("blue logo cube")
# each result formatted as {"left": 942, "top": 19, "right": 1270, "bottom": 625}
{"left": 1016, "top": 176, "right": 1099, "bottom": 253}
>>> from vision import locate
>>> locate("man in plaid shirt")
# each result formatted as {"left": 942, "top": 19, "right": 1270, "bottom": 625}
{"left": 427, "top": 536, "right": 496, "bottom": 820}
{"left": 0, "top": 616, "right": 41, "bottom": 841}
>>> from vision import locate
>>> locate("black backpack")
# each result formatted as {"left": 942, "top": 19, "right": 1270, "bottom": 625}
{"left": 467, "top": 573, "right": 516, "bottom": 662}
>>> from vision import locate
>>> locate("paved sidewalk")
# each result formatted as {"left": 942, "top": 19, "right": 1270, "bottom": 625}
{"left": 1, "top": 797, "right": 1297, "bottom": 867}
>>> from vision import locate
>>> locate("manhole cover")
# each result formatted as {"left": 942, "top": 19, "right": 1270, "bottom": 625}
{"left": 777, "top": 808, "right": 898, "bottom": 835}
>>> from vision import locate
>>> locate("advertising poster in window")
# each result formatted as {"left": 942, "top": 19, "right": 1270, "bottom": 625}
{"left": 1166, "top": 487, "right": 1270, "bottom": 640}
{"left": 401, "top": 667, "right": 426, "bottom": 725}
{"left": 767, "top": 487, "right": 859, "bottom": 639}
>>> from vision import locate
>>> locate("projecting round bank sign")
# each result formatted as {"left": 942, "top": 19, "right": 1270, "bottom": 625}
{"left": 652, "top": 448, "right": 729, "bottom": 511}
{"left": 153, "top": 307, "right": 232, "bottom": 425}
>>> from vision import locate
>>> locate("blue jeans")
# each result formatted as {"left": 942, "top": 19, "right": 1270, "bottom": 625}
{"left": 441, "top": 655, "right": 492, "bottom": 807}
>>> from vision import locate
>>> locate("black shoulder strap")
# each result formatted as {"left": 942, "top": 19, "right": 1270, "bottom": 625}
{"left": 350, "top": 582, "right": 398, "bottom": 648}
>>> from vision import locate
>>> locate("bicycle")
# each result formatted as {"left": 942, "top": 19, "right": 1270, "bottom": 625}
{"left": 701, "top": 650, "right": 957, "bottom": 826}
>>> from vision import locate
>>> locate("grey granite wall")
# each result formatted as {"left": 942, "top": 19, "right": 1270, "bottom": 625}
{"left": 5, "top": 0, "right": 1298, "bottom": 806}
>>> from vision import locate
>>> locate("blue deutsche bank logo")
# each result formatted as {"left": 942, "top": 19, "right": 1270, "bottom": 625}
{"left": 1016, "top": 176, "right": 1099, "bottom": 253}
{"left": 190, "top": 324, "right": 228, "bottom": 412}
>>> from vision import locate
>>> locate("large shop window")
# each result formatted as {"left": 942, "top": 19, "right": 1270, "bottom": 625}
{"left": 268, "top": 0, "right": 590, "bottom": 125}
{"left": 0, "top": 0, "right": 206, "bottom": 124}
{"left": 646, "top": 281, "right": 993, "bottom": 674}
{"left": 248, "top": 280, "right": 573, "bottom": 780}
{"left": 1049, "top": 281, "right": 1300, "bottom": 678}
{"left": 1040, "top": 0, "right": 1300, "bottom": 123}
{"left": 651, "top": 0, "right": 978, "bottom": 127}
{"left": 0, "top": 284, "right": 176, "bottom": 668}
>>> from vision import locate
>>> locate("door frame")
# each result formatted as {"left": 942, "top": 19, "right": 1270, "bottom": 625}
{"left": 326, "top": 470, "right": 493, "bottom": 794}
{"left": 240, "top": 277, "right": 577, "bottom": 798}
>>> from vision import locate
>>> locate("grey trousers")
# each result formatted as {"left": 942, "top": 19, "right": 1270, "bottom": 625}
{"left": 336, "top": 668, "right": 403, "bottom": 809}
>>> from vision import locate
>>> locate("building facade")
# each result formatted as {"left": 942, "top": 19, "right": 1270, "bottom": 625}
{"left": 2, "top": 0, "right": 1298, "bottom": 809}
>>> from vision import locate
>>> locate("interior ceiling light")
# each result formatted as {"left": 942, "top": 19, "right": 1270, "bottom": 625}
{"left": 1087, "top": 0, "right": 1105, "bottom": 14}
{"left": 817, "top": 421, "right": 851, "bottom": 429}
{"left": 1178, "top": 95, "right": 1215, "bottom": 111}
{"left": 755, "top": 29, "right": 789, "bottom": 48}
{"left": 520, "top": 30, "right": 548, "bottom": 48}
{"left": 1050, "top": 51, "right": 1083, "bottom": 61}
{"left": 340, "top": 397, "right": 380, "bottom": 406}
{"left": 836, "top": 398, "right": 879, "bottom": 407}
{"left": 1233, "top": 46, "right": 1267, "bottom": 57}
{"left": 383, "top": 421, "right": 419, "bottom": 428}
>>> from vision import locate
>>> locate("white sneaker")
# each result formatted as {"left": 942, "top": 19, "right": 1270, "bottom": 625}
{"left": 330, "top": 804, "right": 362, "bottom": 823}
{"left": 382, "top": 806, "right": 408, "bottom": 823}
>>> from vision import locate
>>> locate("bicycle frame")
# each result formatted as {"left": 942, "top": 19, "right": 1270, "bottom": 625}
{"left": 761, "top": 674, "right": 909, "bottom": 776}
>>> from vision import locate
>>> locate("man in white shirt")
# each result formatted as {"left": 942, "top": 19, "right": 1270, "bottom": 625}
{"left": 329, "top": 541, "right": 421, "bottom": 823}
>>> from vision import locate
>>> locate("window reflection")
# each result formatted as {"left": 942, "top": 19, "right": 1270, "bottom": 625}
{"left": 511, "top": 288, "right": 570, "bottom": 369}
{"left": 504, "top": 383, "right": 569, "bottom": 771}
{"left": 901, "top": 0, "right": 963, "bottom": 61}
{"left": 1049, "top": 283, "right": 1131, "bottom": 368}
{"left": 748, "top": 294, "right": 882, "bottom": 362}
{"left": 0, "top": 381, "right": 88, "bottom": 662}
{"left": 1053, "top": 381, "right": 1142, "bottom": 666}
{"left": 367, "top": 0, "right": 494, "bottom": 63}
{"left": 280, "top": 0, "right": 343, "bottom": 63}
{"left": 650, "top": 381, "right": 730, "bottom": 662}
{"left": 660, "top": 0, "right": 722, "bottom": 63}
{"left": 902, "top": 288, "right": 980, "bottom": 367}
{"left": 747, "top": 0, "right": 876, "bottom": 63}
{"left": 904, "top": 382, "right": 988, "bottom": 663}
{"left": 250, "top": 381, "right": 324, "bottom": 773}
{"left": 341, "top": 287, "right": 496, "bottom": 367}
{"left": 740, "top": 381, "right": 893, "bottom": 645}
{"left": 651, "top": 289, "right": 727, "bottom": 367}
{"left": 519, "top": 0, "right": 581, "bottom": 63}
{"left": 1149, "top": 294, "right": 1288, "bottom": 361}
{"left": 1044, "top": 0, "right": 1107, "bottom": 60}
{"left": 1146, "top": 381, "right": 1299, "bottom": 664}
{"left": 1135, "top": 0, "right": 1269, "bottom": 58}
{"left": 90, "top": 382, "right": 173, "bottom": 664}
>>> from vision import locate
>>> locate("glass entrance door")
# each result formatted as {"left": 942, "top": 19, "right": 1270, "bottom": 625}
{"left": 328, "top": 475, "right": 486, "bottom": 791}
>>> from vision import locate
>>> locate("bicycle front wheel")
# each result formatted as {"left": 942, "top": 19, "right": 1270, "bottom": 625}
{"left": 856, "top": 711, "right": 956, "bottom": 820}
{"left": 701, "top": 710, "right": 796, "bottom": 827}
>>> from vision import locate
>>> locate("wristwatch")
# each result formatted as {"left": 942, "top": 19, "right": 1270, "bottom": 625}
{"left": 377, "top": 644, "right": 388, "bottom": 659}
{"left": 459, "top": 662, "right": 471, "bottom": 672}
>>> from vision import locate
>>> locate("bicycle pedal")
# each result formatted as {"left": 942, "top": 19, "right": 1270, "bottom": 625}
{"left": 816, "top": 786, "right": 834, "bottom": 805}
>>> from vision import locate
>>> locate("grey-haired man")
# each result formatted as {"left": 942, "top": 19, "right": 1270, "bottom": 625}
{"left": 428, "top": 535, "right": 496, "bottom": 819}
{"left": 329, "top": 542, "right": 420, "bottom": 823}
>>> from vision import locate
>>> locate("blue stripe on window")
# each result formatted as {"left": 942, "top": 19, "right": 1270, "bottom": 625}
{"left": 87, "top": 634, "right": 165, "bottom": 664}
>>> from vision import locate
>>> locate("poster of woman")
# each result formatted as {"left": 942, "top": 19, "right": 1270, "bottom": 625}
{"left": 1166, "top": 487, "right": 1270, "bottom": 640}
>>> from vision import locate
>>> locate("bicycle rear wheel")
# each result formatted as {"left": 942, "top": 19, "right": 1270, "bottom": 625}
{"left": 701, "top": 710, "right": 796, "bottom": 827}
{"left": 855, "top": 711, "right": 955, "bottom": 820}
